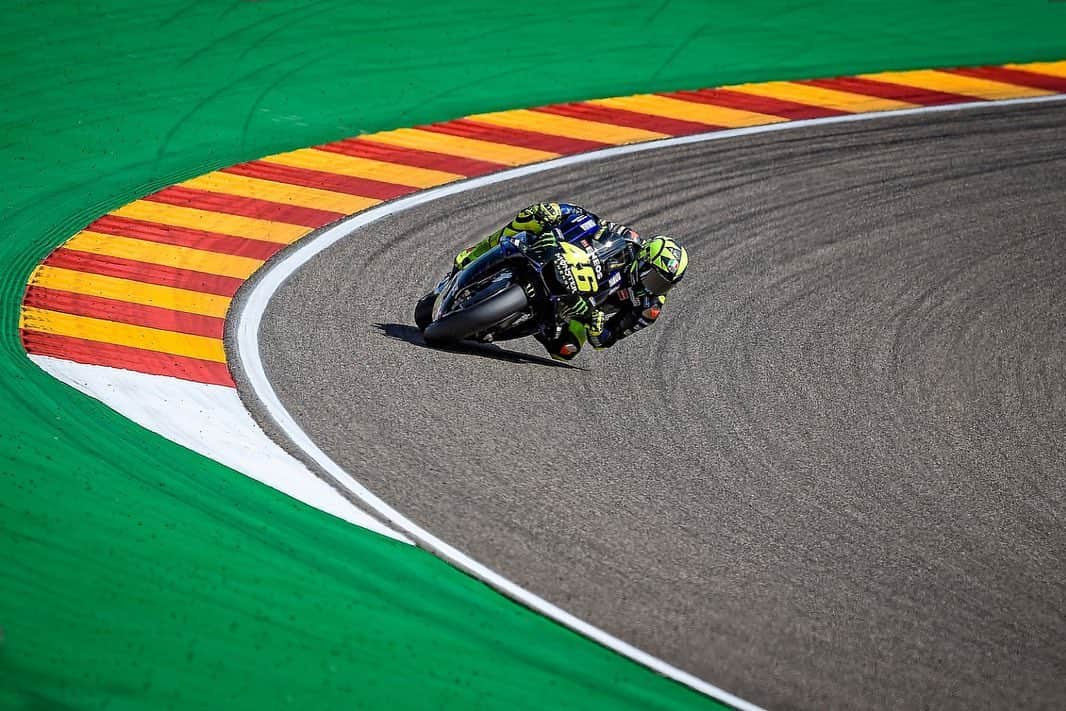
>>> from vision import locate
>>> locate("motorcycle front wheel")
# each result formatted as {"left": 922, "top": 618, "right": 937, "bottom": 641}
{"left": 423, "top": 284, "right": 528, "bottom": 345}
{"left": 414, "top": 291, "right": 435, "bottom": 331}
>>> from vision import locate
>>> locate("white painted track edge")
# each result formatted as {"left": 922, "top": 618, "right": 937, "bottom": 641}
{"left": 233, "top": 94, "right": 1066, "bottom": 711}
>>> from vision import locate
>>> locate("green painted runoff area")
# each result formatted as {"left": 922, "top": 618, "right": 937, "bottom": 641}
{"left": 1, "top": 2, "right": 1062, "bottom": 708}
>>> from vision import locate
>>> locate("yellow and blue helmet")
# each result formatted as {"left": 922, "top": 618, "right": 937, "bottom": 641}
{"left": 633, "top": 236, "right": 688, "bottom": 295}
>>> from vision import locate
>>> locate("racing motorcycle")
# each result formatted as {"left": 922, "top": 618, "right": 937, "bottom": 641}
{"left": 414, "top": 230, "right": 618, "bottom": 347}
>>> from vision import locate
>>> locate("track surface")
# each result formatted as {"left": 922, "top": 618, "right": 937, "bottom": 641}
{"left": 247, "top": 103, "right": 1066, "bottom": 710}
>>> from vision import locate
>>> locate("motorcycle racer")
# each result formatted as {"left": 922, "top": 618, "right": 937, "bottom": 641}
{"left": 452, "top": 202, "right": 688, "bottom": 360}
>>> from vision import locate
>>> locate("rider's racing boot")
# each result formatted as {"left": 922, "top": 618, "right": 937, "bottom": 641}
{"left": 452, "top": 232, "right": 502, "bottom": 273}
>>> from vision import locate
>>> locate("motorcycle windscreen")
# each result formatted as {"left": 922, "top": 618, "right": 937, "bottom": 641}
{"left": 637, "top": 266, "right": 674, "bottom": 296}
{"left": 436, "top": 248, "right": 516, "bottom": 320}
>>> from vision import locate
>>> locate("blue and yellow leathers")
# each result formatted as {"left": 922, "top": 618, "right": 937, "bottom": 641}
{"left": 453, "top": 202, "right": 591, "bottom": 270}
{"left": 454, "top": 202, "right": 670, "bottom": 361}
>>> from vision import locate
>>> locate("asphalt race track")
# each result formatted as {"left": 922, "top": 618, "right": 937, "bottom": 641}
{"left": 239, "top": 103, "right": 1066, "bottom": 710}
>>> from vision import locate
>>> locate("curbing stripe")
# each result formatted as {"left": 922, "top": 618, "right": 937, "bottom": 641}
{"left": 723, "top": 80, "right": 918, "bottom": 112}
{"left": 798, "top": 76, "right": 972, "bottom": 106}
{"left": 88, "top": 215, "right": 286, "bottom": 260}
{"left": 363, "top": 127, "right": 558, "bottom": 165}
{"left": 181, "top": 172, "right": 382, "bottom": 215}
{"left": 420, "top": 118, "right": 611, "bottom": 154}
{"left": 112, "top": 201, "right": 309, "bottom": 243}
{"left": 23, "top": 331, "right": 234, "bottom": 385}
{"left": 65, "top": 231, "right": 264, "bottom": 280}
{"left": 946, "top": 65, "right": 1066, "bottom": 92}
{"left": 223, "top": 160, "right": 418, "bottom": 200}
{"left": 317, "top": 137, "right": 504, "bottom": 175}
{"left": 1006, "top": 60, "right": 1066, "bottom": 79}
{"left": 588, "top": 93, "right": 786, "bottom": 128}
{"left": 532, "top": 102, "right": 692, "bottom": 136}
{"left": 30, "top": 265, "right": 231, "bottom": 318}
{"left": 474, "top": 106, "right": 670, "bottom": 142}
{"left": 23, "top": 287, "right": 225, "bottom": 339}
{"left": 144, "top": 186, "right": 343, "bottom": 229}
{"left": 45, "top": 249, "right": 244, "bottom": 298}
{"left": 860, "top": 68, "right": 1052, "bottom": 100}
{"left": 21, "top": 308, "right": 227, "bottom": 362}
{"left": 662, "top": 87, "right": 849, "bottom": 119}
{"left": 262, "top": 148, "right": 464, "bottom": 188}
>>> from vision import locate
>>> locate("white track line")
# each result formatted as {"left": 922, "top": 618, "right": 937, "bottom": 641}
{"left": 234, "top": 93, "right": 1066, "bottom": 710}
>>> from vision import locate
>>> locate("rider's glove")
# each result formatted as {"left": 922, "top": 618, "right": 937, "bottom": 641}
{"left": 551, "top": 252, "right": 579, "bottom": 294}
{"left": 560, "top": 296, "right": 592, "bottom": 321}
{"left": 529, "top": 228, "right": 560, "bottom": 257}
{"left": 587, "top": 309, "right": 609, "bottom": 349}
{"left": 588, "top": 309, "right": 605, "bottom": 336}
{"left": 596, "top": 219, "right": 629, "bottom": 240}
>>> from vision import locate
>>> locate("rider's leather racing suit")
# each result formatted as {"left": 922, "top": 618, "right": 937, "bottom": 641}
{"left": 453, "top": 202, "right": 668, "bottom": 360}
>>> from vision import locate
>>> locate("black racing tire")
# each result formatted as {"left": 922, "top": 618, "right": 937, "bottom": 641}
{"left": 414, "top": 291, "right": 436, "bottom": 331}
{"left": 423, "top": 284, "right": 528, "bottom": 345}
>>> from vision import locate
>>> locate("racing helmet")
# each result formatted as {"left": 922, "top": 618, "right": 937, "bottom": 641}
{"left": 633, "top": 236, "right": 688, "bottom": 295}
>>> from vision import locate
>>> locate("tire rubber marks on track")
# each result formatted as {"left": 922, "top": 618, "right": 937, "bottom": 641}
{"left": 19, "top": 61, "right": 1066, "bottom": 385}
